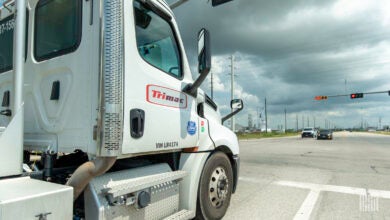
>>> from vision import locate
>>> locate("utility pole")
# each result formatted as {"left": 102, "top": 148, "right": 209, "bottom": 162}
{"left": 344, "top": 79, "right": 347, "bottom": 94}
{"left": 265, "top": 98, "right": 268, "bottom": 133}
{"left": 344, "top": 79, "right": 348, "bottom": 104}
{"left": 229, "top": 55, "right": 235, "bottom": 132}
{"left": 313, "top": 116, "right": 316, "bottom": 128}
{"left": 284, "top": 108, "right": 287, "bottom": 133}
{"left": 296, "top": 114, "right": 298, "bottom": 132}
{"left": 210, "top": 71, "right": 214, "bottom": 100}
{"left": 302, "top": 115, "right": 304, "bottom": 130}
{"left": 257, "top": 106, "right": 261, "bottom": 130}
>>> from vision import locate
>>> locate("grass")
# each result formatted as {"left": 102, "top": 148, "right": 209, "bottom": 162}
{"left": 237, "top": 131, "right": 300, "bottom": 140}
{"left": 374, "top": 131, "right": 390, "bottom": 135}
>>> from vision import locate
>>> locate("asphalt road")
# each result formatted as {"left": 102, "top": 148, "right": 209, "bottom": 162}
{"left": 224, "top": 131, "right": 390, "bottom": 220}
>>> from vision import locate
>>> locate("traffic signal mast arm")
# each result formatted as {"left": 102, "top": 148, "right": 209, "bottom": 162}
{"left": 314, "top": 90, "right": 390, "bottom": 100}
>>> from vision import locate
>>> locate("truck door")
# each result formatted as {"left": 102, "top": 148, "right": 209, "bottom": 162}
{"left": 121, "top": 0, "right": 198, "bottom": 155}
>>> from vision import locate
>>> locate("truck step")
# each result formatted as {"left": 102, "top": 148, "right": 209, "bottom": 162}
{"left": 104, "top": 170, "right": 187, "bottom": 198}
{"left": 163, "top": 209, "right": 195, "bottom": 220}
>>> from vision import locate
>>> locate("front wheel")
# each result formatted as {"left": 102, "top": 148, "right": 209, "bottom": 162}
{"left": 196, "top": 152, "right": 233, "bottom": 220}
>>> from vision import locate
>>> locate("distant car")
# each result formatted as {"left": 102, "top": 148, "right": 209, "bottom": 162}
{"left": 317, "top": 130, "right": 333, "bottom": 140}
{"left": 301, "top": 127, "right": 316, "bottom": 138}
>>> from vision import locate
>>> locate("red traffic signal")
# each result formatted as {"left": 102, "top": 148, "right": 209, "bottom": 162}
{"left": 350, "top": 93, "right": 363, "bottom": 99}
{"left": 315, "top": 96, "right": 328, "bottom": 100}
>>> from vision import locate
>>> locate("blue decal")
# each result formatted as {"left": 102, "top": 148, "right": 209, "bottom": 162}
{"left": 187, "top": 121, "right": 197, "bottom": 135}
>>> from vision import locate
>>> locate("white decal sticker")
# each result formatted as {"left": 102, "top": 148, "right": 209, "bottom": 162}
{"left": 0, "top": 18, "right": 15, "bottom": 35}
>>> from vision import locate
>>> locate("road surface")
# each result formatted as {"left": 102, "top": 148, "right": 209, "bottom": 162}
{"left": 225, "top": 131, "right": 390, "bottom": 220}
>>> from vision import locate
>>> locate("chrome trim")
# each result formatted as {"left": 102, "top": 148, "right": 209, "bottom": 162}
{"left": 97, "top": 0, "right": 124, "bottom": 156}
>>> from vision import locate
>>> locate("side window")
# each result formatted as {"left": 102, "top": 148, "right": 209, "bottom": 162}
{"left": 0, "top": 12, "right": 28, "bottom": 74}
{"left": 34, "top": 0, "right": 82, "bottom": 61}
{"left": 133, "top": 1, "right": 182, "bottom": 78}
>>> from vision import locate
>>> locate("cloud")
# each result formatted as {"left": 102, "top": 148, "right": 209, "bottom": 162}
{"left": 168, "top": 0, "right": 390, "bottom": 128}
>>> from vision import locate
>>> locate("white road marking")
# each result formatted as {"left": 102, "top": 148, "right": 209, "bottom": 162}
{"left": 239, "top": 177, "right": 390, "bottom": 220}
{"left": 293, "top": 190, "right": 320, "bottom": 220}
{"left": 275, "top": 180, "right": 390, "bottom": 199}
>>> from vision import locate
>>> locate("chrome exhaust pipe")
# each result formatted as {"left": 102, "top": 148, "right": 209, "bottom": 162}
{"left": 66, "top": 156, "right": 116, "bottom": 200}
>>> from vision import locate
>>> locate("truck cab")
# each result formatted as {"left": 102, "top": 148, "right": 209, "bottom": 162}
{"left": 0, "top": 0, "right": 242, "bottom": 219}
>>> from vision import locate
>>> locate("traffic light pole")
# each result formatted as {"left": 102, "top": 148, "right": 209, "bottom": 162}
{"left": 315, "top": 90, "right": 390, "bottom": 100}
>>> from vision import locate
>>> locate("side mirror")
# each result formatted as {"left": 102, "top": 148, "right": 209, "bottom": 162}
{"left": 222, "top": 99, "right": 244, "bottom": 124}
{"left": 212, "top": 0, "right": 233, "bottom": 7}
{"left": 183, "top": 28, "right": 211, "bottom": 97}
{"left": 198, "top": 28, "right": 211, "bottom": 75}
{"left": 134, "top": 7, "right": 152, "bottom": 29}
{"left": 231, "top": 99, "right": 243, "bottom": 110}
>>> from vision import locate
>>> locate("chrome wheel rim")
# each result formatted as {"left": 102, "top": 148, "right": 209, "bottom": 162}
{"left": 208, "top": 166, "right": 229, "bottom": 208}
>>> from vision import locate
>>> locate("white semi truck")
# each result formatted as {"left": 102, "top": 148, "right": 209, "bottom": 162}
{"left": 0, "top": 0, "right": 243, "bottom": 219}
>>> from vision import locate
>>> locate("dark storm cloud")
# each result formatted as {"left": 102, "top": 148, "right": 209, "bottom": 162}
{"left": 172, "top": 0, "right": 388, "bottom": 58}
{"left": 167, "top": 0, "right": 390, "bottom": 128}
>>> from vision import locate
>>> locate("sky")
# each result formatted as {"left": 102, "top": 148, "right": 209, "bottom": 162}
{"left": 1, "top": 0, "right": 388, "bottom": 130}
{"left": 167, "top": 0, "right": 390, "bottom": 130}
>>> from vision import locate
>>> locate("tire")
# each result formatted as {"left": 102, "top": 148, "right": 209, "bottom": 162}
{"left": 195, "top": 152, "right": 233, "bottom": 220}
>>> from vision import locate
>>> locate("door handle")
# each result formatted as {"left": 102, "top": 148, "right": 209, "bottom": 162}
{"left": 50, "top": 81, "right": 60, "bottom": 100}
{"left": 130, "top": 109, "right": 145, "bottom": 138}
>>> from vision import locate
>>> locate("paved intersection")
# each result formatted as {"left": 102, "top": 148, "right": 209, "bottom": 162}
{"left": 225, "top": 132, "right": 390, "bottom": 219}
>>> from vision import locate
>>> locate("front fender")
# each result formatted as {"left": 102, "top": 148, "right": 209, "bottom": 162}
{"left": 208, "top": 119, "right": 239, "bottom": 155}
{"left": 208, "top": 119, "right": 240, "bottom": 193}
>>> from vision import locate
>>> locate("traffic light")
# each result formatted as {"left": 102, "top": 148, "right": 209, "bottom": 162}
{"left": 350, "top": 93, "right": 363, "bottom": 99}
{"left": 315, "top": 96, "right": 328, "bottom": 100}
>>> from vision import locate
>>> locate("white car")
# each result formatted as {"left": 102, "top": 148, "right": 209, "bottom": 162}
{"left": 301, "top": 127, "right": 317, "bottom": 138}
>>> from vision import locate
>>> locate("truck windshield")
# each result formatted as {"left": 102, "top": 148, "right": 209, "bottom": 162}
{"left": 0, "top": 15, "right": 14, "bottom": 73}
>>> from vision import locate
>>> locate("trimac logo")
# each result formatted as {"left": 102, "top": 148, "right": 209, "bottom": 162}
{"left": 152, "top": 90, "right": 184, "bottom": 103}
{"left": 147, "top": 85, "right": 187, "bottom": 109}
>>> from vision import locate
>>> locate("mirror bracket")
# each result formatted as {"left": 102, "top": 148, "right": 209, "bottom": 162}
{"left": 222, "top": 99, "right": 244, "bottom": 124}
